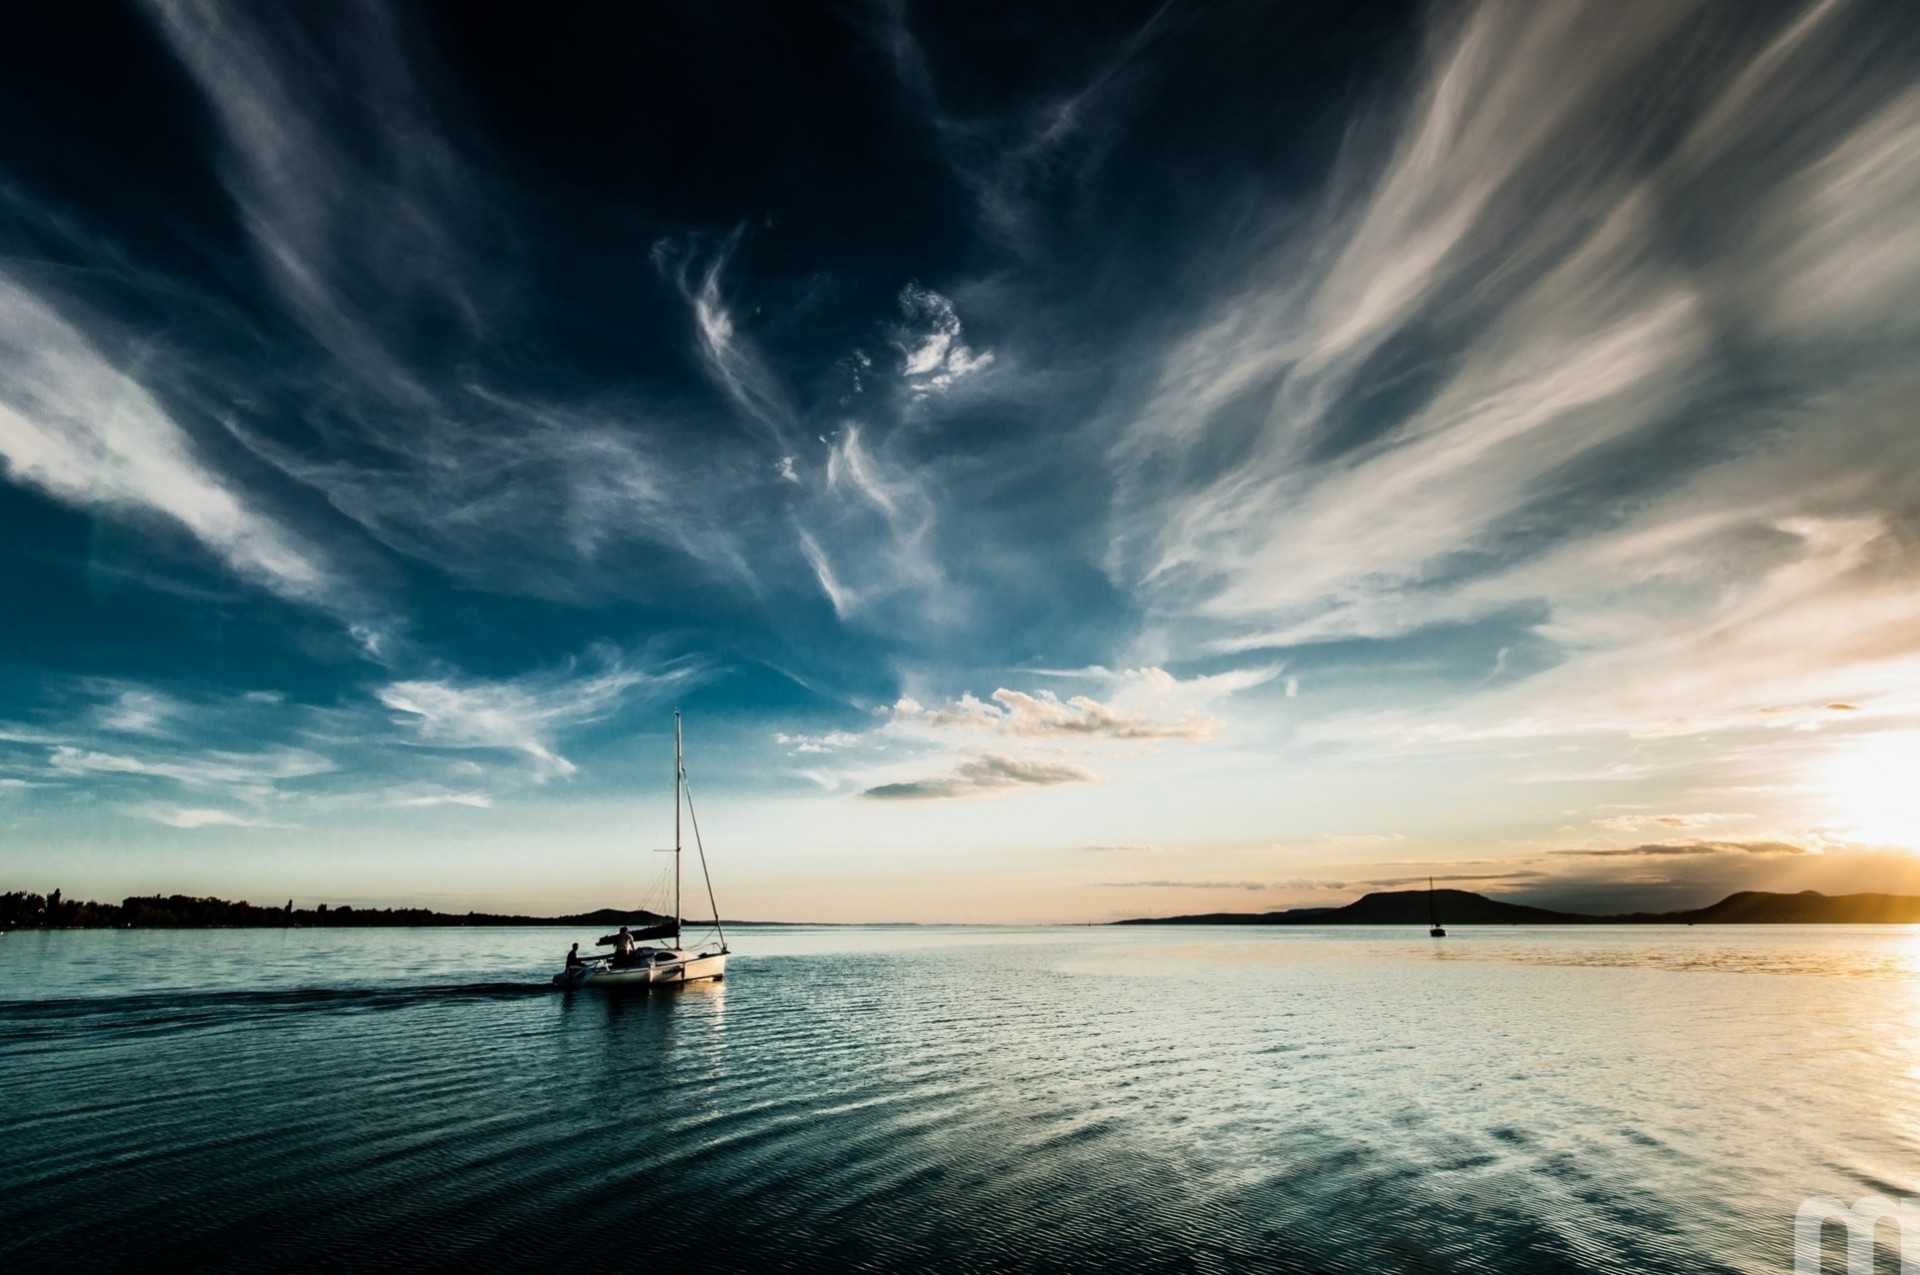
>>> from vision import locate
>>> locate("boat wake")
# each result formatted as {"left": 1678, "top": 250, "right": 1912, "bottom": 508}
{"left": 0, "top": 982, "right": 556, "bottom": 1043}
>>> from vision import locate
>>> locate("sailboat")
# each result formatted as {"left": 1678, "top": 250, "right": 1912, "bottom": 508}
{"left": 553, "top": 711, "right": 730, "bottom": 990}
{"left": 1428, "top": 877, "right": 1446, "bottom": 938}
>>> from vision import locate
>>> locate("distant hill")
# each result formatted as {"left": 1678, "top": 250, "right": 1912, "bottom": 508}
{"left": 1616, "top": 890, "right": 1920, "bottom": 924}
{"left": 552, "top": 907, "right": 680, "bottom": 928}
{"left": 1117, "top": 888, "right": 1586, "bottom": 926}
{"left": 1116, "top": 887, "right": 1920, "bottom": 925}
{"left": 0, "top": 890, "right": 676, "bottom": 931}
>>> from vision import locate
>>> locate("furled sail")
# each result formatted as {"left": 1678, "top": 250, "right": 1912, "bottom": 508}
{"left": 597, "top": 921, "right": 679, "bottom": 945}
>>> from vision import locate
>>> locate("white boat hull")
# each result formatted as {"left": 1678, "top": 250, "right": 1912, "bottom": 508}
{"left": 552, "top": 947, "right": 727, "bottom": 991}
{"left": 651, "top": 950, "right": 727, "bottom": 985}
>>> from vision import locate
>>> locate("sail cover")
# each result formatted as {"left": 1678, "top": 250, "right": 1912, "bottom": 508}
{"left": 596, "top": 921, "right": 679, "bottom": 945}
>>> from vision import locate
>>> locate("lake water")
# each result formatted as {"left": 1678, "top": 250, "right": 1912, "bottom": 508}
{"left": 4, "top": 924, "right": 1918, "bottom": 1272}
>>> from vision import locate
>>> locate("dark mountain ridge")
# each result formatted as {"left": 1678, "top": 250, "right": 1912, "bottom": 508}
{"left": 1115, "top": 888, "right": 1920, "bottom": 926}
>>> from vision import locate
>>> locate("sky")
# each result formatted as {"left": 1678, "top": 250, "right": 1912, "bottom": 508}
{"left": 2, "top": 0, "right": 1919, "bottom": 922}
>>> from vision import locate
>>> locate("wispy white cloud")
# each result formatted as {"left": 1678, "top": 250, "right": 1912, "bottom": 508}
{"left": 140, "top": 0, "right": 479, "bottom": 399}
{"left": 1595, "top": 812, "right": 1749, "bottom": 833}
{"left": 1309, "top": 485, "right": 1920, "bottom": 748}
{"left": 143, "top": 806, "right": 297, "bottom": 830}
{"left": 874, "top": 0, "right": 1169, "bottom": 252}
{"left": 1132, "top": 188, "right": 1705, "bottom": 638}
{"left": 49, "top": 744, "right": 333, "bottom": 791}
{"left": 1103, "top": 0, "right": 1920, "bottom": 784}
{"left": 136, "top": 4, "right": 759, "bottom": 609}
{"left": 377, "top": 646, "right": 692, "bottom": 781}
{"left": 643, "top": 245, "right": 974, "bottom": 629}
{"left": 1553, "top": 840, "right": 1809, "bottom": 858}
{"left": 795, "top": 423, "right": 948, "bottom": 624}
{"left": 774, "top": 730, "right": 863, "bottom": 755}
{"left": 1764, "top": 86, "right": 1920, "bottom": 335}
{"left": 0, "top": 275, "right": 338, "bottom": 605}
{"left": 2, "top": 670, "right": 675, "bottom": 820}
{"left": 93, "top": 687, "right": 181, "bottom": 737}
{"left": 231, "top": 389, "right": 755, "bottom": 603}
{"left": 1023, "top": 663, "right": 1282, "bottom": 702}
{"left": 661, "top": 234, "right": 796, "bottom": 445}
{"left": 390, "top": 790, "right": 492, "bottom": 809}
{"left": 796, "top": 528, "right": 858, "bottom": 619}
{"left": 891, "top": 687, "right": 1217, "bottom": 741}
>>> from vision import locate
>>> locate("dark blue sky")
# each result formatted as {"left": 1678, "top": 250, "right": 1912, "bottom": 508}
{"left": 3, "top": 0, "right": 1919, "bottom": 919}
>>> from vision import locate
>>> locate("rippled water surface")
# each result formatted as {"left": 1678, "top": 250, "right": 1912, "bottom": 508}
{"left": 5, "top": 924, "right": 1918, "bottom": 1272}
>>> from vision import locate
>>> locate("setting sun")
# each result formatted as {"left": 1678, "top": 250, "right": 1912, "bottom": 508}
{"left": 1828, "top": 733, "right": 1920, "bottom": 850}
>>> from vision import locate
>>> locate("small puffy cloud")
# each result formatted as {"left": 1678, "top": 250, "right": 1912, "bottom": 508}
{"left": 1130, "top": 666, "right": 1177, "bottom": 694}
{"left": 895, "top": 283, "right": 993, "bottom": 395}
{"left": 861, "top": 752, "right": 1098, "bottom": 800}
{"left": 350, "top": 624, "right": 394, "bottom": 662}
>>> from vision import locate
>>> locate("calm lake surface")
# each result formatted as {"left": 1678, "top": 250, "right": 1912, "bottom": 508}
{"left": 4, "top": 924, "right": 1917, "bottom": 1272}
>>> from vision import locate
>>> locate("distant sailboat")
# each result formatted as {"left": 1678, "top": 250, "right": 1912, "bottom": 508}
{"left": 1429, "top": 877, "right": 1446, "bottom": 938}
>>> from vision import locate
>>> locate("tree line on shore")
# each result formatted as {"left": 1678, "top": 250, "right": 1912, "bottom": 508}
{"left": 1, "top": 889, "right": 670, "bottom": 930}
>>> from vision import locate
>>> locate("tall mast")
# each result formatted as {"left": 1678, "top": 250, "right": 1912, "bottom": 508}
{"left": 674, "top": 709, "right": 683, "bottom": 946}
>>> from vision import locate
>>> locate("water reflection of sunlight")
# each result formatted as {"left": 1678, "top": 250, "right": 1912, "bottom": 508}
{"left": 554, "top": 978, "right": 729, "bottom": 1079}
{"left": 1827, "top": 732, "right": 1920, "bottom": 849}
{"left": 679, "top": 976, "right": 727, "bottom": 1032}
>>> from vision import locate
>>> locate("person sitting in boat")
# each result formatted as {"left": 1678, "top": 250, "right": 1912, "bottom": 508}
{"left": 565, "top": 942, "right": 584, "bottom": 970}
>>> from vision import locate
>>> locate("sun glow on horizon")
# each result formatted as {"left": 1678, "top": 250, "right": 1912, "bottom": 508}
{"left": 1827, "top": 733, "right": 1920, "bottom": 851}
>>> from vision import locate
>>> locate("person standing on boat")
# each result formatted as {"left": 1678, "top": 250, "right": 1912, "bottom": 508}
{"left": 612, "top": 925, "right": 637, "bottom": 968}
